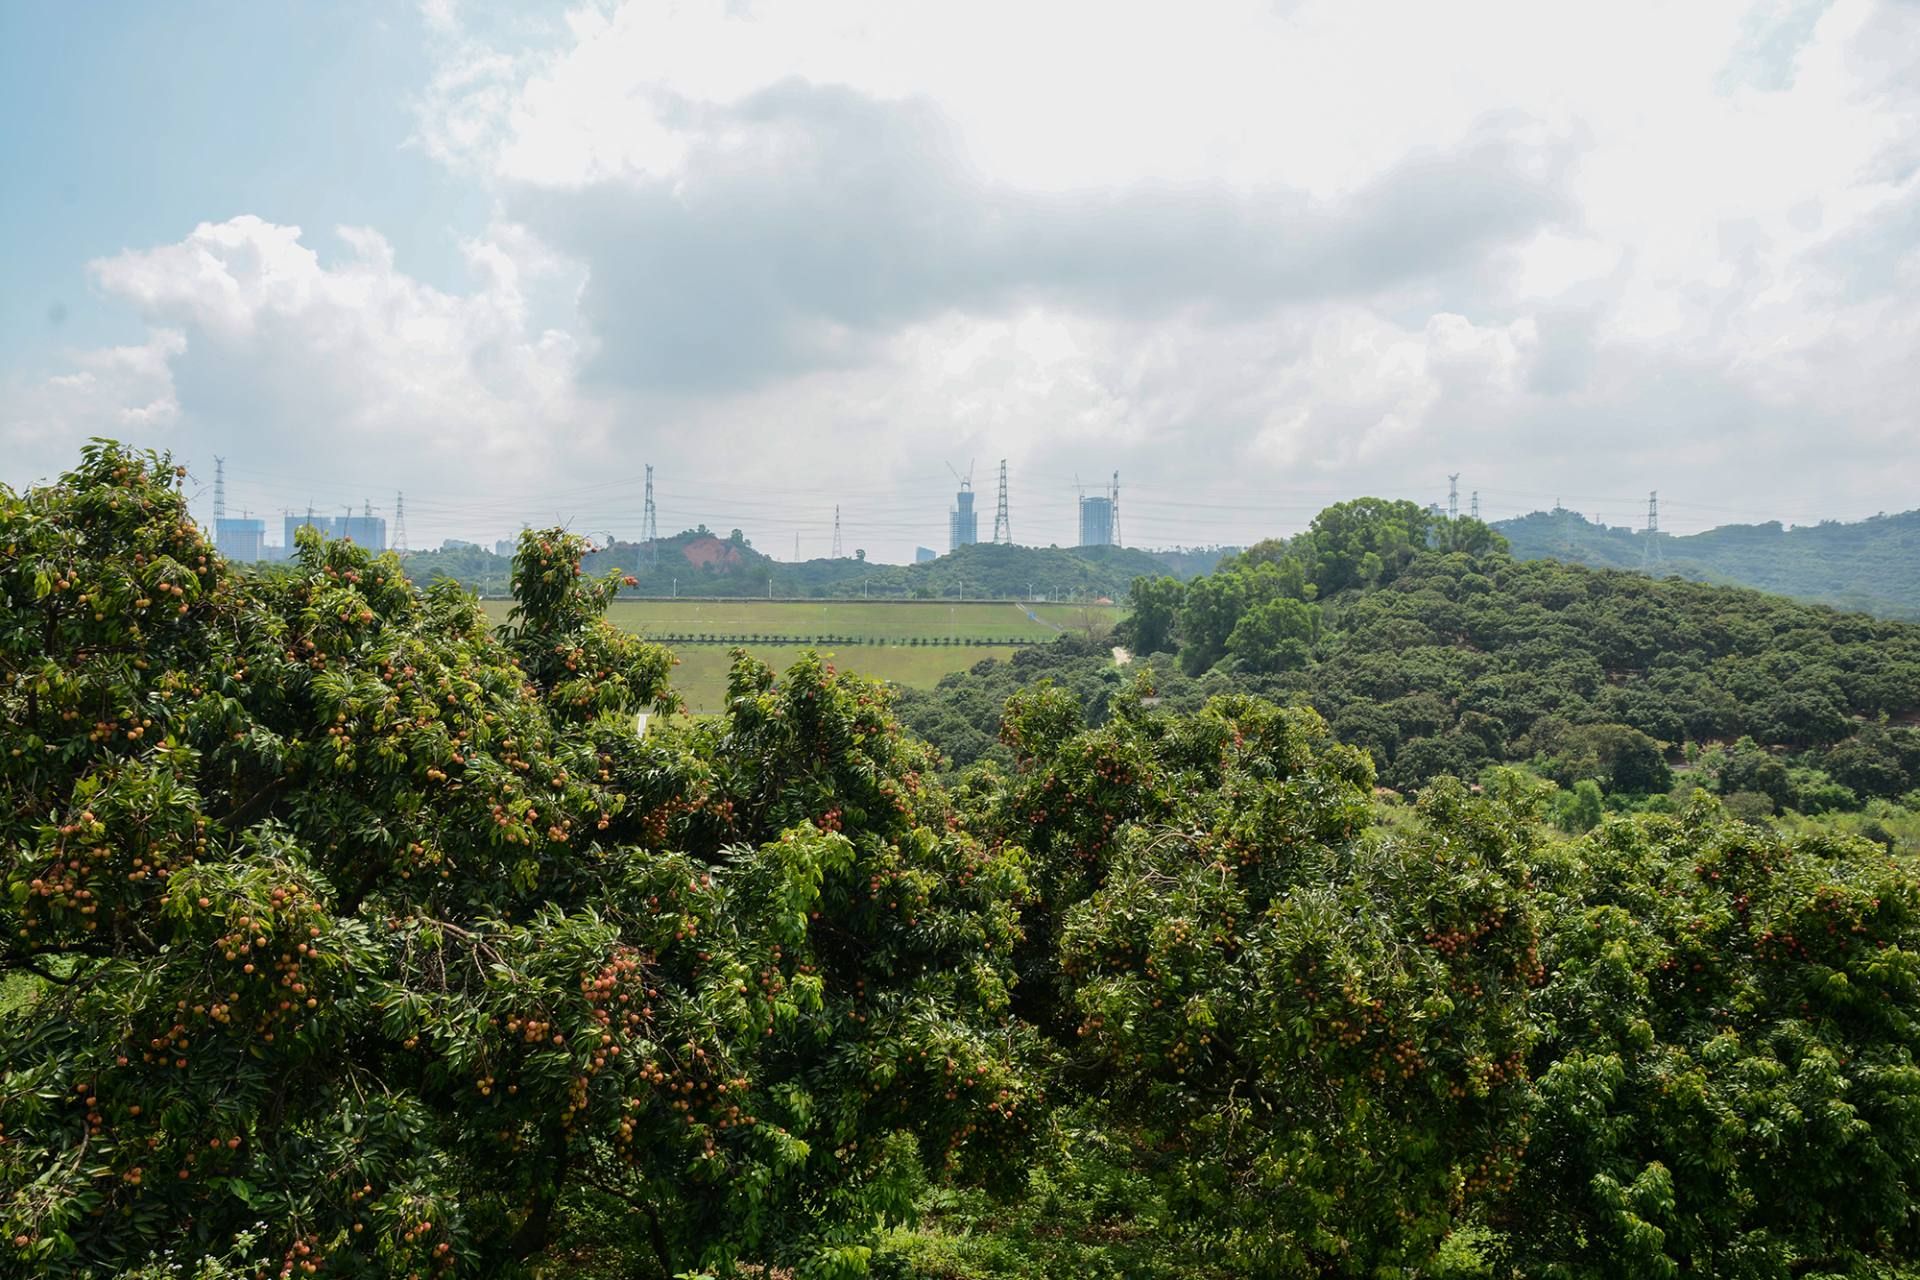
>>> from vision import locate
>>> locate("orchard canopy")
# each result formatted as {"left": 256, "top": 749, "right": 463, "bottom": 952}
{"left": 1, "top": 444, "right": 1034, "bottom": 1277}
{"left": 4, "top": 444, "right": 1920, "bottom": 1279}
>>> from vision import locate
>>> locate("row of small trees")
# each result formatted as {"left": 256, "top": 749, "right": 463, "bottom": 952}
{"left": 5, "top": 446, "right": 1920, "bottom": 1278}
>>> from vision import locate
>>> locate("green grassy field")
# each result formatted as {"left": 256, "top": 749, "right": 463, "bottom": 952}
{"left": 477, "top": 599, "right": 1123, "bottom": 714}
{"left": 661, "top": 643, "right": 1022, "bottom": 713}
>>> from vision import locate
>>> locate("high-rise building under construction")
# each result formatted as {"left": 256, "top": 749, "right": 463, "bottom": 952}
{"left": 213, "top": 517, "right": 265, "bottom": 562}
{"left": 283, "top": 507, "right": 387, "bottom": 554}
{"left": 949, "top": 484, "right": 978, "bottom": 552}
{"left": 1077, "top": 496, "right": 1113, "bottom": 547}
{"left": 1077, "top": 472, "right": 1120, "bottom": 547}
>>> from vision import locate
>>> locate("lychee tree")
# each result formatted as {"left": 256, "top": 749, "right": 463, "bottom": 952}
{"left": 979, "top": 680, "right": 1543, "bottom": 1274}
{"left": 1514, "top": 798, "right": 1920, "bottom": 1278}
{"left": 0, "top": 444, "right": 1033, "bottom": 1278}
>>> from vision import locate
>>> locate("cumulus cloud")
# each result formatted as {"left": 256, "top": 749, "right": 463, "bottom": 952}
{"left": 3, "top": 330, "right": 184, "bottom": 466}
{"left": 7, "top": 215, "right": 601, "bottom": 507}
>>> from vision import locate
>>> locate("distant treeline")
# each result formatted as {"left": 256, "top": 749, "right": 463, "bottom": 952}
{"left": 398, "top": 530, "right": 1200, "bottom": 601}
{"left": 1497, "top": 505, "right": 1920, "bottom": 619}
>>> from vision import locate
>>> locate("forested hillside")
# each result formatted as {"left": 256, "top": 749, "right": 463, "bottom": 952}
{"left": 1497, "top": 506, "right": 1920, "bottom": 619}
{"left": 9, "top": 452, "right": 1920, "bottom": 1279}
{"left": 901, "top": 499, "right": 1920, "bottom": 827}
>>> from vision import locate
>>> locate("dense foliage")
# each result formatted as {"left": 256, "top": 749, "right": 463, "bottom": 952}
{"left": 1497, "top": 505, "right": 1920, "bottom": 621}
{"left": 918, "top": 681, "right": 1920, "bottom": 1277}
{"left": 1519, "top": 781, "right": 1920, "bottom": 1277}
{"left": 9, "top": 450, "right": 1920, "bottom": 1279}
{"left": 977, "top": 685, "right": 1542, "bottom": 1273}
{"left": 1, "top": 445, "right": 1033, "bottom": 1278}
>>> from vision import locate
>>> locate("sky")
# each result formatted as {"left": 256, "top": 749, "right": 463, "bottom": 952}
{"left": 3, "top": 0, "right": 1918, "bottom": 561}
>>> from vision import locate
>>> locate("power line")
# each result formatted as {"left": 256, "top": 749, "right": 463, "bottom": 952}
{"left": 201, "top": 453, "right": 1882, "bottom": 528}
{"left": 186, "top": 452, "right": 1898, "bottom": 558}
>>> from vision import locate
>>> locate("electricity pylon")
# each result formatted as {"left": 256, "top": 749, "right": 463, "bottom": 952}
{"left": 993, "top": 459, "right": 1011, "bottom": 544}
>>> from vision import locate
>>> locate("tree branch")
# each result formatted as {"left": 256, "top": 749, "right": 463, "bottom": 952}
{"left": 0, "top": 957, "right": 82, "bottom": 985}
{"left": 217, "top": 775, "right": 287, "bottom": 829}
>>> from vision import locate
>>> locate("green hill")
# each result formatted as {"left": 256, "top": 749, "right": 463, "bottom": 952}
{"left": 900, "top": 499, "right": 1920, "bottom": 823}
{"left": 1496, "top": 507, "right": 1920, "bottom": 619}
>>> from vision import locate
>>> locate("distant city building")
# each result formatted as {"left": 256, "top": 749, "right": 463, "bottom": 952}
{"left": 949, "top": 488, "right": 978, "bottom": 553}
{"left": 285, "top": 512, "right": 326, "bottom": 552}
{"left": 338, "top": 510, "right": 386, "bottom": 550}
{"left": 915, "top": 545, "right": 937, "bottom": 563}
{"left": 1078, "top": 495, "right": 1115, "bottom": 547}
{"left": 494, "top": 539, "right": 518, "bottom": 558}
{"left": 213, "top": 517, "right": 265, "bottom": 562}
{"left": 282, "top": 509, "right": 388, "bottom": 553}
{"left": 440, "top": 538, "right": 479, "bottom": 551}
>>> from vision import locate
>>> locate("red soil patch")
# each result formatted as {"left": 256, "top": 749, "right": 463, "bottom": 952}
{"left": 681, "top": 535, "right": 744, "bottom": 571}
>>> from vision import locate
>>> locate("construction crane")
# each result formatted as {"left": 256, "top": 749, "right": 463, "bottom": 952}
{"left": 945, "top": 460, "right": 974, "bottom": 491}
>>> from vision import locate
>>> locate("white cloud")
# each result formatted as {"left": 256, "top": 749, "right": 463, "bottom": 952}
{"left": 10, "top": 0, "right": 1920, "bottom": 556}
{"left": 4, "top": 330, "right": 184, "bottom": 464}
{"left": 7, "top": 216, "right": 604, "bottom": 532}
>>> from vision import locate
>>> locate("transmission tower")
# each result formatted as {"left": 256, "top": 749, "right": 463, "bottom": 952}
{"left": 831, "top": 505, "right": 843, "bottom": 559}
{"left": 1642, "top": 490, "right": 1662, "bottom": 570}
{"left": 1110, "top": 471, "right": 1122, "bottom": 547}
{"left": 642, "top": 464, "right": 659, "bottom": 568}
{"left": 993, "top": 459, "right": 1011, "bottom": 544}
{"left": 393, "top": 491, "right": 408, "bottom": 554}
{"left": 1447, "top": 474, "right": 1460, "bottom": 521}
{"left": 213, "top": 456, "right": 226, "bottom": 521}
{"left": 1470, "top": 490, "right": 1480, "bottom": 520}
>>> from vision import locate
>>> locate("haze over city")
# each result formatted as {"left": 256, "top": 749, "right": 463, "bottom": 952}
{"left": 4, "top": 0, "right": 1919, "bottom": 561}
